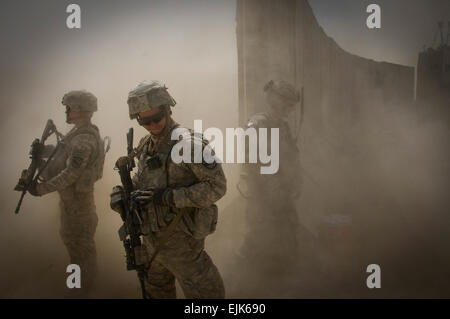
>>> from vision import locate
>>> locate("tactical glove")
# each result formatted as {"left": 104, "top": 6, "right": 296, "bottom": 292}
{"left": 131, "top": 189, "right": 154, "bottom": 206}
{"left": 131, "top": 188, "right": 174, "bottom": 207}
{"left": 27, "top": 180, "right": 42, "bottom": 197}
{"left": 14, "top": 174, "right": 41, "bottom": 197}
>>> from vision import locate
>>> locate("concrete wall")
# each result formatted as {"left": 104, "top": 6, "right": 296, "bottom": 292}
{"left": 236, "top": 0, "right": 414, "bottom": 127}
{"left": 236, "top": 0, "right": 415, "bottom": 228}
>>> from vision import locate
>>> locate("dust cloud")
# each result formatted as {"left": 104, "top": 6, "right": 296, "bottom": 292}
{"left": 0, "top": 0, "right": 239, "bottom": 298}
{"left": 1, "top": 0, "right": 449, "bottom": 299}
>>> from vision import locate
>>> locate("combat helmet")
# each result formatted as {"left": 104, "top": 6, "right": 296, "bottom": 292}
{"left": 263, "top": 80, "right": 300, "bottom": 108}
{"left": 127, "top": 81, "right": 177, "bottom": 120}
{"left": 62, "top": 90, "right": 98, "bottom": 112}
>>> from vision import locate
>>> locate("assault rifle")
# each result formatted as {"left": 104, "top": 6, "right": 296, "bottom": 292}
{"left": 14, "top": 119, "right": 63, "bottom": 214}
{"left": 111, "top": 128, "right": 149, "bottom": 299}
{"left": 127, "top": 127, "right": 136, "bottom": 170}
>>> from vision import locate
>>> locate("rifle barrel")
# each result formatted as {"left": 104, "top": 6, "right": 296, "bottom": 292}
{"left": 14, "top": 191, "right": 26, "bottom": 214}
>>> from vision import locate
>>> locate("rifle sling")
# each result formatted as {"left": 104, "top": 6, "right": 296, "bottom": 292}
{"left": 147, "top": 207, "right": 185, "bottom": 266}
{"left": 127, "top": 135, "right": 152, "bottom": 161}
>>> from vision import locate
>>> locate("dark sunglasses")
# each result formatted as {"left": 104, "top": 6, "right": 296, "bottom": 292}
{"left": 137, "top": 111, "right": 165, "bottom": 125}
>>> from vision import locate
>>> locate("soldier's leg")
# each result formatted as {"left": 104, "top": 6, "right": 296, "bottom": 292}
{"left": 143, "top": 236, "right": 176, "bottom": 298}
{"left": 178, "top": 250, "right": 225, "bottom": 299}
{"left": 158, "top": 231, "right": 225, "bottom": 299}
{"left": 144, "top": 258, "right": 177, "bottom": 299}
{"left": 77, "top": 213, "right": 98, "bottom": 291}
{"left": 60, "top": 200, "right": 98, "bottom": 292}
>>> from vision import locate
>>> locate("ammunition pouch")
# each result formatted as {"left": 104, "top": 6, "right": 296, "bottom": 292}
{"left": 191, "top": 205, "right": 218, "bottom": 239}
{"left": 133, "top": 245, "right": 149, "bottom": 267}
{"left": 146, "top": 155, "right": 162, "bottom": 170}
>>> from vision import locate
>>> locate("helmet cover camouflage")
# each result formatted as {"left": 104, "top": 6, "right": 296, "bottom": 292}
{"left": 62, "top": 90, "right": 98, "bottom": 112}
{"left": 263, "top": 80, "right": 300, "bottom": 108}
{"left": 127, "top": 81, "right": 176, "bottom": 119}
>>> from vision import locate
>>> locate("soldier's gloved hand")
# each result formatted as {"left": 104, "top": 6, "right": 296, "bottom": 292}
{"left": 14, "top": 176, "right": 26, "bottom": 192}
{"left": 27, "top": 180, "right": 42, "bottom": 197}
{"left": 14, "top": 169, "right": 32, "bottom": 191}
{"left": 131, "top": 189, "right": 155, "bottom": 206}
{"left": 14, "top": 173, "right": 41, "bottom": 196}
{"left": 153, "top": 188, "right": 174, "bottom": 207}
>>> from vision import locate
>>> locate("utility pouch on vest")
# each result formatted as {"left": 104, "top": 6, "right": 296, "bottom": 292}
{"left": 191, "top": 204, "right": 218, "bottom": 239}
{"left": 74, "top": 131, "right": 105, "bottom": 193}
{"left": 146, "top": 155, "right": 162, "bottom": 170}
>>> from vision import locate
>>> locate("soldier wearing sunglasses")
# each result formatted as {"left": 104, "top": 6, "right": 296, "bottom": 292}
{"left": 111, "top": 81, "right": 227, "bottom": 298}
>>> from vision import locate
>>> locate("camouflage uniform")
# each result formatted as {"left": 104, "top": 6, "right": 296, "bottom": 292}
{"left": 37, "top": 91, "right": 105, "bottom": 293}
{"left": 241, "top": 112, "right": 302, "bottom": 259}
{"left": 238, "top": 80, "right": 303, "bottom": 296}
{"left": 125, "top": 81, "right": 227, "bottom": 299}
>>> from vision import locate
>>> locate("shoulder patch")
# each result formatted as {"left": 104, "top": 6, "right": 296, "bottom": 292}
{"left": 71, "top": 154, "right": 84, "bottom": 169}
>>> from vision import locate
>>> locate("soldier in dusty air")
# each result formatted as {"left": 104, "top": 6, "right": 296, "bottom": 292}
{"left": 237, "top": 79, "right": 305, "bottom": 297}
{"left": 16, "top": 90, "right": 106, "bottom": 296}
{"left": 112, "top": 81, "right": 227, "bottom": 298}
